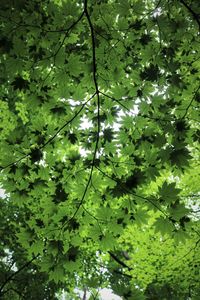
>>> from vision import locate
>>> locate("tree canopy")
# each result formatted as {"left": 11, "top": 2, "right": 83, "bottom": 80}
{"left": 0, "top": 0, "right": 200, "bottom": 299}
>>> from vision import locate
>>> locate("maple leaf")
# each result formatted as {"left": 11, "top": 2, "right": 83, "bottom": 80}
{"left": 0, "top": 0, "right": 199, "bottom": 298}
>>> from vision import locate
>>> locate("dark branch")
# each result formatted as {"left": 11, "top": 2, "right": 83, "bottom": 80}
{"left": 95, "top": 166, "right": 168, "bottom": 218}
{"left": 0, "top": 255, "right": 39, "bottom": 294}
{"left": 100, "top": 91, "right": 173, "bottom": 122}
{"left": 41, "top": 95, "right": 94, "bottom": 149}
{"left": 31, "top": 11, "right": 84, "bottom": 66}
{"left": 0, "top": 13, "right": 76, "bottom": 33}
{"left": 84, "top": 0, "right": 101, "bottom": 155}
{"left": 100, "top": 91, "right": 130, "bottom": 111}
{"left": 0, "top": 94, "right": 94, "bottom": 171}
{"left": 108, "top": 251, "right": 132, "bottom": 271}
{"left": 179, "top": 0, "right": 200, "bottom": 31}
{"left": 82, "top": 288, "right": 87, "bottom": 300}
{"left": 172, "top": 237, "right": 200, "bottom": 264}
{"left": 113, "top": 269, "right": 132, "bottom": 279}
{"left": 1, "top": 287, "right": 22, "bottom": 297}
{"left": 67, "top": 0, "right": 101, "bottom": 219}
{"left": 181, "top": 85, "right": 200, "bottom": 119}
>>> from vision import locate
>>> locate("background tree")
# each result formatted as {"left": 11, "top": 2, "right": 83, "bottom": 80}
{"left": 0, "top": 0, "right": 200, "bottom": 299}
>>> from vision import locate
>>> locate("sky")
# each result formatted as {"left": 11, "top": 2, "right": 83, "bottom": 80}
{"left": 0, "top": 188, "right": 6, "bottom": 199}
{"left": 60, "top": 288, "right": 122, "bottom": 300}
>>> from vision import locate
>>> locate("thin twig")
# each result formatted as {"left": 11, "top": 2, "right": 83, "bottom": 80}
{"left": 100, "top": 91, "right": 130, "bottom": 111}
{"left": 181, "top": 85, "right": 200, "bottom": 119}
{"left": 30, "top": 11, "right": 84, "bottom": 67}
{"left": 0, "top": 94, "right": 94, "bottom": 171}
{"left": 0, "top": 255, "right": 39, "bottom": 294}
{"left": 95, "top": 166, "right": 169, "bottom": 218}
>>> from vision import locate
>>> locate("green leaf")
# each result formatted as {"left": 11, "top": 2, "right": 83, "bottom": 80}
{"left": 0, "top": 1, "right": 199, "bottom": 298}
{"left": 169, "top": 204, "right": 190, "bottom": 221}
{"left": 29, "top": 240, "right": 44, "bottom": 255}
{"left": 158, "top": 181, "right": 180, "bottom": 203}
{"left": 49, "top": 266, "right": 65, "bottom": 284}
{"left": 154, "top": 217, "right": 174, "bottom": 235}
{"left": 100, "top": 233, "right": 116, "bottom": 251}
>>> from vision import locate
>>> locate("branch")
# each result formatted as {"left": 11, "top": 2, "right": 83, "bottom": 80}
{"left": 1, "top": 287, "right": 22, "bottom": 297}
{"left": 31, "top": 11, "right": 84, "bottom": 66}
{"left": 95, "top": 166, "right": 168, "bottom": 218}
{"left": 84, "top": 0, "right": 101, "bottom": 161}
{"left": 0, "top": 255, "right": 39, "bottom": 294}
{"left": 82, "top": 288, "right": 87, "bottom": 300}
{"left": 108, "top": 251, "right": 132, "bottom": 271}
{"left": 170, "top": 237, "right": 200, "bottom": 265}
{"left": 41, "top": 95, "right": 94, "bottom": 149}
{"left": 0, "top": 13, "right": 76, "bottom": 33}
{"left": 179, "top": 0, "right": 200, "bottom": 31}
{"left": 100, "top": 91, "right": 173, "bottom": 122}
{"left": 66, "top": 0, "right": 101, "bottom": 220}
{"left": 0, "top": 94, "right": 94, "bottom": 171}
{"left": 100, "top": 91, "right": 130, "bottom": 111}
{"left": 191, "top": 209, "right": 200, "bottom": 213}
{"left": 52, "top": 11, "right": 85, "bottom": 63}
{"left": 113, "top": 269, "right": 132, "bottom": 278}
{"left": 181, "top": 85, "right": 200, "bottom": 119}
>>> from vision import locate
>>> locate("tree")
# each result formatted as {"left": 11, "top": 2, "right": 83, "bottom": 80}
{"left": 0, "top": 0, "right": 200, "bottom": 298}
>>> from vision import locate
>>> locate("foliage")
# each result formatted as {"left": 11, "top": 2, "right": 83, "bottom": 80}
{"left": 0, "top": 0, "right": 200, "bottom": 299}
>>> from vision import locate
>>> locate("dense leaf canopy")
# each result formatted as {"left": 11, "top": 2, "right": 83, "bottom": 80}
{"left": 0, "top": 0, "right": 200, "bottom": 299}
